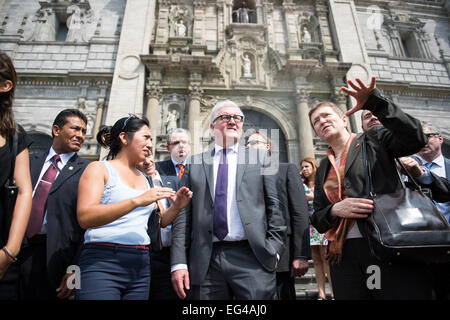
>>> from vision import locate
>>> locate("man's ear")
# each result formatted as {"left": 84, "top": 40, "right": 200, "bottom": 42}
{"left": 0, "top": 80, "right": 13, "bottom": 93}
{"left": 52, "top": 125, "right": 60, "bottom": 137}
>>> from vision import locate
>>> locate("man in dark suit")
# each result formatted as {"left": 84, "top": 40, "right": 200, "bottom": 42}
{"left": 413, "top": 123, "right": 450, "bottom": 300}
{"left": 18, "top": 109, "right": 89, "bottom": 300}
{"left": 415, "top": 124, "right": 450, "bottom": 222}
{"left": 156, "top": 128, "right": 191, "bottom": 179}
{"left": 150, "top": 128, "right": 191, "bottom": 300}
{"left": 246, "top": 130, "right": 310, "bottom": 300}
{"left": 170, "top": 100, "right": 286, "bottom": 300}
{"left": 137, "top": 148, "right": 179, "bottom": 300}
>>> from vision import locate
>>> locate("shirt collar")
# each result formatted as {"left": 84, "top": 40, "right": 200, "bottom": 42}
{"left": 171, "top": 158, "right": 186, "bottom": 167}
{"left": 214, "top": 142, "right": 239, "bottom": 155}
{"left": 416, "top": 154, "right": 444, "bottom": 168}
{"left": 46, "top": 147, "right": 75, "bottom": 167}
{"left": 152, "top": 170, "right": 163, "bottom": 183}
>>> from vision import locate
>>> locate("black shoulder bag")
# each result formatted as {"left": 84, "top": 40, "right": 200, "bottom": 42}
{"left": 145, "top": 176, "right": 162, "bottom": 252}
{"left": 1, "top": 132, "right": 19, "bottom": 246}
{"left": 362, "top": 136, "right": 450, "bottom": 264}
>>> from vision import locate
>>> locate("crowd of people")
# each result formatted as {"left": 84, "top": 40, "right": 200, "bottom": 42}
{"left": 0, "top": 51, "right": 449, "bottom": 300}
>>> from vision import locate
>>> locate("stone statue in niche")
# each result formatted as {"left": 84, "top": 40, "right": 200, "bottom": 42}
{"left": 302, "top": 27, "right": 311, "bottom": 43}
{"left": 165, "top": 109, "right": 179, "bottom": 134}
{"left": 31, "top": 8, "right": 56, "bottom": 41}
{"left": 234, "top": 2, "right": 249, "bottom": 23}
{"left": 176, "top": 20, "right": 187, "bottom": 37}
{"left": 66, "top": 4, "right": 94, "bottom": 42}
{"left": 242, "top": 54, "right": 252, "bottom": 78}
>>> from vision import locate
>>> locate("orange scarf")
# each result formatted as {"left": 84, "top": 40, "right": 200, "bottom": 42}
{"left": 323, "top": 133, "right": 356, "bottom": 264}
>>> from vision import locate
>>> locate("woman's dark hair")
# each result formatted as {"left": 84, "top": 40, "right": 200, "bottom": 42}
{"left": 96, "top": 115, "right": 150, "bottom": 160}
{"left": 300, "top": 157, "right": 318, "bottom": 188}
{"left": 0, "top": 52, "right": 17, "bottom": 137}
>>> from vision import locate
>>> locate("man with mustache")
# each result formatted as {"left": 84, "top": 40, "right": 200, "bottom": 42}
{"left": 18, "top": 109, "right": 89, "bottom": 300}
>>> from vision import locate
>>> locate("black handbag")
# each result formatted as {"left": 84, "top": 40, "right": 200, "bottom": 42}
{"left": 148, "top": 201, "right": 163, "bottom": 252}
{"left": 362, "top": 136, "right": 450, "bottom": 263}
{"left": 1, "top": 132, "right": 19, "bottom": 246}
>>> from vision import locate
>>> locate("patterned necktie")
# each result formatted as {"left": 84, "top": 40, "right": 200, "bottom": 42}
{"left": 176, "top": 164, "right": 184, "bottom": 178}
{"left": 213, "top": 148, "right": 228, "bottom": 240}
{"left": 26, "top": 154, "right": 61, "bottom": 238}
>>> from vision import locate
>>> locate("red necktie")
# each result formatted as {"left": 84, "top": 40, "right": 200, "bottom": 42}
{"left": 26, "top": 154, "right": 61, "bottom": 238}
{"left": 176, "top": 164, "right": 184, "bottom": 178}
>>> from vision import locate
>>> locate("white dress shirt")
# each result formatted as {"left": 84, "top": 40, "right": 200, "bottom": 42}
{"left": 212, "top": 143, "right": 246, "bottom": 241}
{"left": 34, "top": 147, "right": 75, "bottom": 234}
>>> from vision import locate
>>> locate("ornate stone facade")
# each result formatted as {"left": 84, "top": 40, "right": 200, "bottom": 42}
{"left": 0, "top": 0, "right": 449, "bottom": 161}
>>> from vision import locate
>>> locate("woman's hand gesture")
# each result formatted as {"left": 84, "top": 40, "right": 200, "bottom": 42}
{"left": 341, "top": 76, "right": 376, "bottom": 117}
{"left": 137, "top": 187, "right": 176, "bottom": 207}
{"left": 170, "top": 186, "right": 192, "bottom": 211}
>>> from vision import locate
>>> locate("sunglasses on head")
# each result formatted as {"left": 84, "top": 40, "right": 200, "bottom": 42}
{"left": 122, "top": 113, "right": 138, "bottom": 131}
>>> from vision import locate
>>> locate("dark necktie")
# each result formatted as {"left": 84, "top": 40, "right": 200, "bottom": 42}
{"left": 213, "top": 148, "right": 228, "bottom": 240}
{"left": 176, "top": 164, "right": 184, "bottom": 178}
{"left": 26, "top": 154, "right": 61, "bottom": 238}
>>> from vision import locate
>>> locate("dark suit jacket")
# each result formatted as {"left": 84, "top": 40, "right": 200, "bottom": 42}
{"left": 146, "top": 174, "right": 178, "bottom": 245}
{"left": 410, "top": 155, "right": 450, "bottom": 203}
{"left": 311, "top": 89, "right": 427, "bottom": 235}
{"left": 26, "top": 151, "right": 89, "bottom": 289}
{"left": 156, "top": 159, "right": 177, "bottom": 177}
{"left": 275, "top": 163, "right": 310, "bottom": 272}
{"left": 171, "top": 146, "right": 287, "bottom": 285}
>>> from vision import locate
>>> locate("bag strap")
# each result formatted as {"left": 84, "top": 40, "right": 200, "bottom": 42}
{"left": 7, "top": 131, "right": 18, "bottom": 184}
{"left": 362, "top": 135, "right": 375, "bottom": 197}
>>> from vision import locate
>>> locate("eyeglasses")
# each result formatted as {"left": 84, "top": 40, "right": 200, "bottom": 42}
{"left": 169, "top": 140, "right": 189, "bottom": 146}
{"left": 426, "top": 133, "right": 440, "bottom": 139}
{"left": 213, "top": 114, "right": 244, "bottom": 124}
{"left": 122, "top": 113, "right": 138, "bottom": 131}
{"left": 247, "top": 140, "right": 267, "bottom": 146}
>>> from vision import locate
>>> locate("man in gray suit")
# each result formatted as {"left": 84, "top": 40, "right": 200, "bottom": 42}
{"left": 170, "top": 100, "right": 286, "bottom": 300}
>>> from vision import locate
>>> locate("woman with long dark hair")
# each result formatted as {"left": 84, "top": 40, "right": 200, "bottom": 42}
{"left": 0, "top": 52, "right": 32, "bottom": 299}
{"left": 76, "top": 115, "right": 191, "bottom": 300}
{"left": 301, "top": 157, "right": 334, "bottom": 300}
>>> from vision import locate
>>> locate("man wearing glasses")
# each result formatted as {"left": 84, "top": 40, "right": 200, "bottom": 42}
{"left": 157, "top": 128, "right": 191, "bottom": 179}
{"left": 142, "top": 128, "right": 191, "bottom": 300}
{"left": 170, "top": 100, "right": 286, "bottom": 300}
{"left": 246, "top": 130, "right": 310, "bottom": 300}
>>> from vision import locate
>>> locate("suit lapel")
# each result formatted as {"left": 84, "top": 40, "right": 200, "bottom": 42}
{"left": 345, "top": 133, "right": 364, "bottom": 175}
{"left": 50, "top": 154, "right": 82, "bottom": 194}
{"left": 445, "top": 158, "right": 450, "bottom": 179}
{"left": 236, "top": 146, "right": 247, "bottom": 191}
{"left": 203, "top": 148, "right": 215, "bottom": 202}
{"left": 30, "top": 152, "right": 47, "bottom": 188}
{"left": 161, "top": 175, "right": 176, "bottom": 191}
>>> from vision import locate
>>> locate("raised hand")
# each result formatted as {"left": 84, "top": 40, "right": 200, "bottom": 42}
{"left": 170, "top": 186, "right": 193, "bottom": 210}
{"left": 341, "top": 76, "right": 376, "bottom": 117}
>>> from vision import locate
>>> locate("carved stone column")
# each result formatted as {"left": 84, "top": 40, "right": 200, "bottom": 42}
{"left": 188, "top": 83, "right": 204, "bottom": 155}
{"left": 145, "top": 82, "right": 163, "bottom": 149}
{"left": 295, "top": 85, "right": 315, "bottom": 161}
{"left": 93, "top": 98, "right": 105, "bottom": 138}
